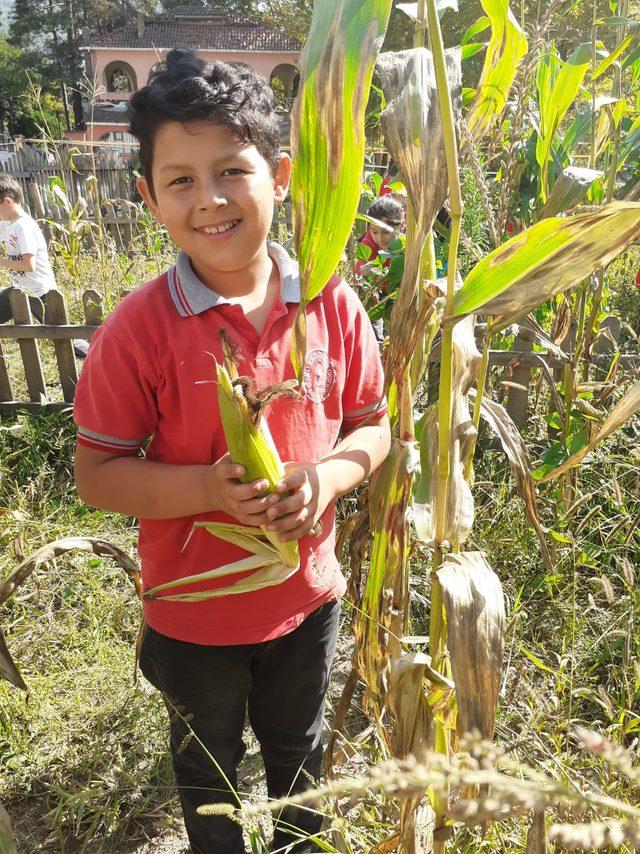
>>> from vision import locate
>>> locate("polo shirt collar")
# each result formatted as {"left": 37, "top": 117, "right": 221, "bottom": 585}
{"left": 168, "top": 242, "right": 301, "bottom": 317}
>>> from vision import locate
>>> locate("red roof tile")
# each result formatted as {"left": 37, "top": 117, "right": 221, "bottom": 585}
{"left": 87, "top": 5, "right": 300, "bottom": 52}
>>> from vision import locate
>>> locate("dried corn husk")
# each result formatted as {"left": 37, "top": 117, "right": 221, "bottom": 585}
{"left": 540, "top": 379, "right": 640, "bottom": 482}
{"left": 469, "top": 389, "right": 551, "bottom": 569}
{"left": 0, "top": 803, "right": 17, "bottom": 854}
{"left": 354, "top": 437, "right": 420, "bottom": 723}
{"left": 376, "top": 47, "right": 461, "bottom": 383}
{"left": 436, "top": 552, "right": 505, "bottom": 739}
{"left": 414, "top": 315, "right": 480, "bottom": 548}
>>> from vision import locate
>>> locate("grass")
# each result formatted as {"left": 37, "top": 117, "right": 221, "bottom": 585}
{"left": 1, "top": 405, "right": 638, "bottom": 851}
{"left": 0, "top": 236, "right": 639, "bottom": 850}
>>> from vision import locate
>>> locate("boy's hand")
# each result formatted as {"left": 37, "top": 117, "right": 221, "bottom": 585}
{"left": 205, "top": 453, "right": 281, "bottom": 527}
{"left": 265, "top": 462, "right": 335, "bottom": 542}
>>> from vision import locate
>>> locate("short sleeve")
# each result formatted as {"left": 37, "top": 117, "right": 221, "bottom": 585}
{"left": 74, "top": 320, "right": 159, "bottom": 455}
{"left": 14, "top": 219, "right": 39, "bottom": 256}
{"left": 339, "top": 284, "right": 387, "bottom": 431}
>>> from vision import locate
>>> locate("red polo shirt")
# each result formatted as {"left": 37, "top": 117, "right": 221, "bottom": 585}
{"left": 74, "top": 243, "right": 386, "bottom": 645}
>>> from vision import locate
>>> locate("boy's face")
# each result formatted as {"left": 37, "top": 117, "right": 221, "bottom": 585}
{"left": 137, "top": 120, "right": 290, "bottom": 278}
{"left": 369, "top": 224, "right": 396, "bottom": 251}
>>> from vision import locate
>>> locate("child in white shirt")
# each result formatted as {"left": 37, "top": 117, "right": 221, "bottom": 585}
{"left": 0, "top": 175, "right": 57, "bottom": 323}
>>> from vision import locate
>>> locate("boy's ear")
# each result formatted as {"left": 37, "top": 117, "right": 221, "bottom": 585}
{"left": 137, "top": 176, "right": 163, "bottom": 223}
{"left": 273, "top": 153, "right": 292, "bottom": 204}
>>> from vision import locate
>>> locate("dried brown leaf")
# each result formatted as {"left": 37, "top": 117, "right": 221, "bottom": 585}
{"left": 469, "top": 389, "right": 552, "bottom": 570}
{"left": 437, "top": 552, "right": 505, "bottom": 739}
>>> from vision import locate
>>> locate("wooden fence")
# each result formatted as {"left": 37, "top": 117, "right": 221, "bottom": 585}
{"left": 1, "top": 286, "right": 636, "bottom": 418}
{"left": 0, "top": 289, "right": 103, "bottom": 415}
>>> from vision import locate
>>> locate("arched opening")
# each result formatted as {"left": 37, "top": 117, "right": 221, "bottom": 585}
{"left": 270, "top": 63, "right": 299, "bottom": 110}
{"left": 104, "top": 61, "right": 137, "bottom": 94}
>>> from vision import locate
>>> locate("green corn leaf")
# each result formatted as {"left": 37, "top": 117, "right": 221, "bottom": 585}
{"left": 290, "top": 0, "right": 392, "bottom": 378}
{"left": 466, "top": 0, "right": 527, "bottom": 141}
{"left": 592, "top": 32, "right": 638, "bottom": 79}
{"left": 453, "top": 202, "right": 640, "bottom": 322}
{"left": 536, "top": 43, "right": 591, "bottom": 203}
{"left": 461, "top": 15, "right": 490, "bottom": 46}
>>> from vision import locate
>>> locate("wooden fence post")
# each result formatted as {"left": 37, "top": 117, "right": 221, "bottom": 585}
{"left": 82, "top": 289, "right": 104, "bottom": 325}
{"left": 45, "top": 290, "right": 78, "bottom": 402}
{"left": 9, "top": 290, "right": 47, "bottom": 402}
{"left": 505, "top": 334, "right": 533, "bottom": 428}
{"left": 0, "top": 341, "right": 14, "bottom": 403}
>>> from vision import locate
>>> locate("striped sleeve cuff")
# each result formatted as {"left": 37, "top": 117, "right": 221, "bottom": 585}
{"left": 77, "top": 426, "right": 144, "bottom": 455}
{"left": 343, "top": 396, "right": 388, "bottom": 428}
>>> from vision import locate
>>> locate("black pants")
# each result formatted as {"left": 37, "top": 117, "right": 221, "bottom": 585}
{"left": 0, "top": 287, "right": 44, "bottom": 323}
{"left": 139, "top": 599, "right": 341, "bottom": 854}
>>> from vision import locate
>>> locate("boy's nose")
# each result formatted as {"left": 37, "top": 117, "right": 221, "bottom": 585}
{"left": 197, "top": 182, "right": 227, "bottom": 209}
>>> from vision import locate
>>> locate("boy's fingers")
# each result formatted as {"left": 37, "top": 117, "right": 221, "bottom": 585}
{"left": 277, "top": 468, "right": 308, "bottom": 493}
{"left": 266, "top": 507, "right": 309, "bottom": 533}
{"left": 277, "top": 518, "right": 314, "bottom": 542}
{"left": 232, "top": 479, "right": 271, "bottom": 500}
{"left": 265, "top": 491, "right": 306, "bottom": 520}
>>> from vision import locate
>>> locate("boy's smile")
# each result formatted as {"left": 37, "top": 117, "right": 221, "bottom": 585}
{"left": 137, "top": 119, "right": 290, "bottom": 295}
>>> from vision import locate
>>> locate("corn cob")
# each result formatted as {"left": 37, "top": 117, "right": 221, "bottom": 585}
{"left": 216, "top": 363, "right": 299, "bottom": 568}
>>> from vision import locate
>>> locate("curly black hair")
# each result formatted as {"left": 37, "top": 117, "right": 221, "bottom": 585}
{"left": 367, "top": 195, "right": 404, "bottom": 228}
{"left": 128, "top": 48, "right": 281, "bottom": 197}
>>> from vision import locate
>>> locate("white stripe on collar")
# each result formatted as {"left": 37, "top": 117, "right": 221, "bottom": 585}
{"left": 167, "top": 242, "right": 302, "bottom": 317}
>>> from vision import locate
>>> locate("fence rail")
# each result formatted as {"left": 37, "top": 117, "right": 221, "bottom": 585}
{"left": 1, "top": 287, "right": 636, "bottom": 418}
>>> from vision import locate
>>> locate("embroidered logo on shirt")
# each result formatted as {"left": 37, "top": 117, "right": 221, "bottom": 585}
{"left": 302, "top": 349, "right": 335, "bottom": 403}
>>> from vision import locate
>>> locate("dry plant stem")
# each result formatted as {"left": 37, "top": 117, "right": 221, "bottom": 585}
{"left": 589, "top": 0, "right": 598, "bottom": 170}
{"left": 465, "top": 319, "right": 493, "bottom": 481}
{"left": 427, "top": 0, "right": 462, "bottom": 848}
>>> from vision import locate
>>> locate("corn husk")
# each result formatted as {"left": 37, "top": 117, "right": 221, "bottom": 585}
{"left": 413, "top": 314, "right": 480, "bottom": 548}
{"left": 215, "top": 364, "right": 299, "bottom": 568}
{"left": 376, "top": 46, "right": 461, "bottom": 383}
{"left": 436, "top": 551, "right": 505, "bottom": 740}
{"left": 146, "top": 365, "right": 300, "bottom": 602}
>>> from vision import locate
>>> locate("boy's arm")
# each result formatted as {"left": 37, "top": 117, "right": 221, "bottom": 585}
{"left": 74, "top": 444, "right": 281, "bottom": 525}
{"left": 264, "top": 416, "right": 392, "bottom": 542}
{"left": 0, "top": 255, "right": 36, "bottom": 273}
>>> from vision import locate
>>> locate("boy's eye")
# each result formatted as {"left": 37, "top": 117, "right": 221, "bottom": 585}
{"left": 222, "top": 168, "right": 245, "bottom": 176}
{"left": 170, "top": 176, "right": 191, "bottom": 186}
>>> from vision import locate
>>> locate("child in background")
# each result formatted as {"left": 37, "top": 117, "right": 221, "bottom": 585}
{"left": 355, "top": 196, "right": 405, "bottom": 342}
{"left": 0, "top": 175, "right": 57, "bottom": 322}
{"left": 354, "top": 195, "right": 405, "bottom": 279}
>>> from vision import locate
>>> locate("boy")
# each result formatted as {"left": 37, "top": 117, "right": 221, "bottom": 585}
{"left": 0, "top": 175, "right": 57, "bottom": 322}
{"left": 73, "top": 49, "right": 390, "bottom": 854}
